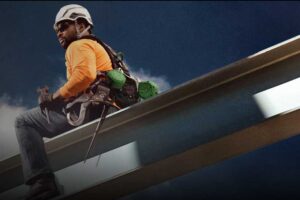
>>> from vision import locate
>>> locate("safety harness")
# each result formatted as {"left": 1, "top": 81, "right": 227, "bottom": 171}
{"left": 64, "top": 35, "right": 139, "bottom": 126}
{"left": 63, "top": 35, "right": 139, "bottom": 162}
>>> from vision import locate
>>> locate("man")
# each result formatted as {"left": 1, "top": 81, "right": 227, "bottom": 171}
{"left": 15, "top": 4, "right": 114, "bottom": 200}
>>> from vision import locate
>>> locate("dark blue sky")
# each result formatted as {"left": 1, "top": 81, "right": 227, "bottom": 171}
{"left": 1, "top": 1, "right": 300, "bottom": 107}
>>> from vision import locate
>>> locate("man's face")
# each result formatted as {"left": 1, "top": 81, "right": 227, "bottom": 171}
{"left": 55, "top": 21, "right": 77, "bottom": 49}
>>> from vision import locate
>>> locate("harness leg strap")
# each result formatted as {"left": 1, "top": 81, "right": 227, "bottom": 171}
{"left": 84, "top": 104, "right": 109, "bottom": 163}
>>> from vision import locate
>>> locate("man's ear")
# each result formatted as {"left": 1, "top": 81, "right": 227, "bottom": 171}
{"left": 75, "top": 21, "right": 86, "bottom": 32}
{"left": 78, "top": 22, "right": 86, "bottom": 32}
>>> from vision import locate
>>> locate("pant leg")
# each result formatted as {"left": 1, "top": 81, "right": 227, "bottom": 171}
{"left": 15, "top": 105, "right": 73, "bottom": 185}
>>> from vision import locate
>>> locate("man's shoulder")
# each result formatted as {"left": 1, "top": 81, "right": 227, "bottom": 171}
{"left": 67, "top": 39, "right": 98, "bottom": 52}
{"left": 71, "top": 39, "right": 97, "bottom": 47}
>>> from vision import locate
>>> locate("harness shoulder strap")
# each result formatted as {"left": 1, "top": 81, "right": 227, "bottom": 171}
{"left": 80, "top": 35, "right": 130, "bottom": 76}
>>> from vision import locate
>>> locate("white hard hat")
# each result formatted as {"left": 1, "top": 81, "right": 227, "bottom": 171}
{"left": 54, "top": 4, "right": 93, "bottom": 30}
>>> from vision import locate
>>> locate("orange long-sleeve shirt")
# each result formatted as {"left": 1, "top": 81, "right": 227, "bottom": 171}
{"left": 59, "top": 39, "right": 113, "bottom": 98}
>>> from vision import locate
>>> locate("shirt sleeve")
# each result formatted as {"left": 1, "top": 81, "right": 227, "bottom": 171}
{"left": 59, "top": 42, "right": 97, "bottom": 98}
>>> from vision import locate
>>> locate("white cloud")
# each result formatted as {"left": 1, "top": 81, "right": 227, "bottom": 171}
{"left": 0, "top": 95, "right": 27, "bottom": 160}
{"left": 130, "top": 68, "right": 171, "bottom": 92}
{"left": 52, "top": 76, "right": 66, "bottom": 90}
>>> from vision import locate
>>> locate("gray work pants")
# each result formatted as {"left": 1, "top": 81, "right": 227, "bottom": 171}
{"left": 14, "top": 105, "right": 74, "bottom": 185}
{"left": 15, "top": 103, "right": 114, "bottom": 185}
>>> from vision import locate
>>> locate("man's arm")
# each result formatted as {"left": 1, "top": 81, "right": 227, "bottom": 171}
{"left": 53, "top": 89, "right": 63, "bottom": 101}
{"left": 59, "top": 41, "right": 97, "bottom": 99}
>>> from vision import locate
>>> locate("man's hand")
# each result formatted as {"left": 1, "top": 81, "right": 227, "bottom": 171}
{"left": 38, "top": 92, "right": 54, "bottom": 107}
{"left": 37, "top": 87, "right": 55, "bottom": 108}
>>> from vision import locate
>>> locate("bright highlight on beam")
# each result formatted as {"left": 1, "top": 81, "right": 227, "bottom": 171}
{"left": 248, "top": 35, "right": 300, "bottom": 58}
{"left": 254, "top": 77, "right": 300, "bottom": 118}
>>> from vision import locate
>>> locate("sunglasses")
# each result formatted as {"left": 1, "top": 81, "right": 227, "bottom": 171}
{"left": 55, "top": 21, "right": 73, "bottom": 33}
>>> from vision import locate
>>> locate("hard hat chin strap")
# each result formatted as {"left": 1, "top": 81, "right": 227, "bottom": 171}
{"left": 75, "top": 22, "right": 91, "bottom": 39}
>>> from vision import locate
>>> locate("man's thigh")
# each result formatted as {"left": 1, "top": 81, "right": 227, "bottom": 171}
{"left": 19, "top": 106, "right": 74, "bottom": 138}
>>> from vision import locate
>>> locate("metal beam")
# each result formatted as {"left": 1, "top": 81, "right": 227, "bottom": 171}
{"left": 1, "top": 35, "right": 300, "bottom": 197}
{"left": 63, "top": 108, "right": 300, "bottom": 199}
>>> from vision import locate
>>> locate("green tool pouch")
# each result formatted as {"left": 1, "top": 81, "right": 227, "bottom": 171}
{"left": 138, "top": 81, "right": 159, "bottom": 99}
{"left": 108, "top": 69, "right": 139, "bottom": 108}
{"left": 107, "top": 69, "right": 126, "bottom": 89}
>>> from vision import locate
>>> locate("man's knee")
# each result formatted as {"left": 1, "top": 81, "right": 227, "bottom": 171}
{"left": 15, "top": 108, "right": 41, "bottom": 129}
{"left": 15, "top": 113, "right": 26, "bottom": 129}
{"left": 15, "top": 113, "right": 30, "bottom": 143}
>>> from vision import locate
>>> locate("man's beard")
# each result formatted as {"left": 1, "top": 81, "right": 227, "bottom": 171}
{"left": 62, "top": 35, "right": 77, "bottom": 49}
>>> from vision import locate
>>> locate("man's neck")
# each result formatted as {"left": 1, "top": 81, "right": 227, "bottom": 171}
{"left": 77, "top": 25, "right": 91, "bottom": 39}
